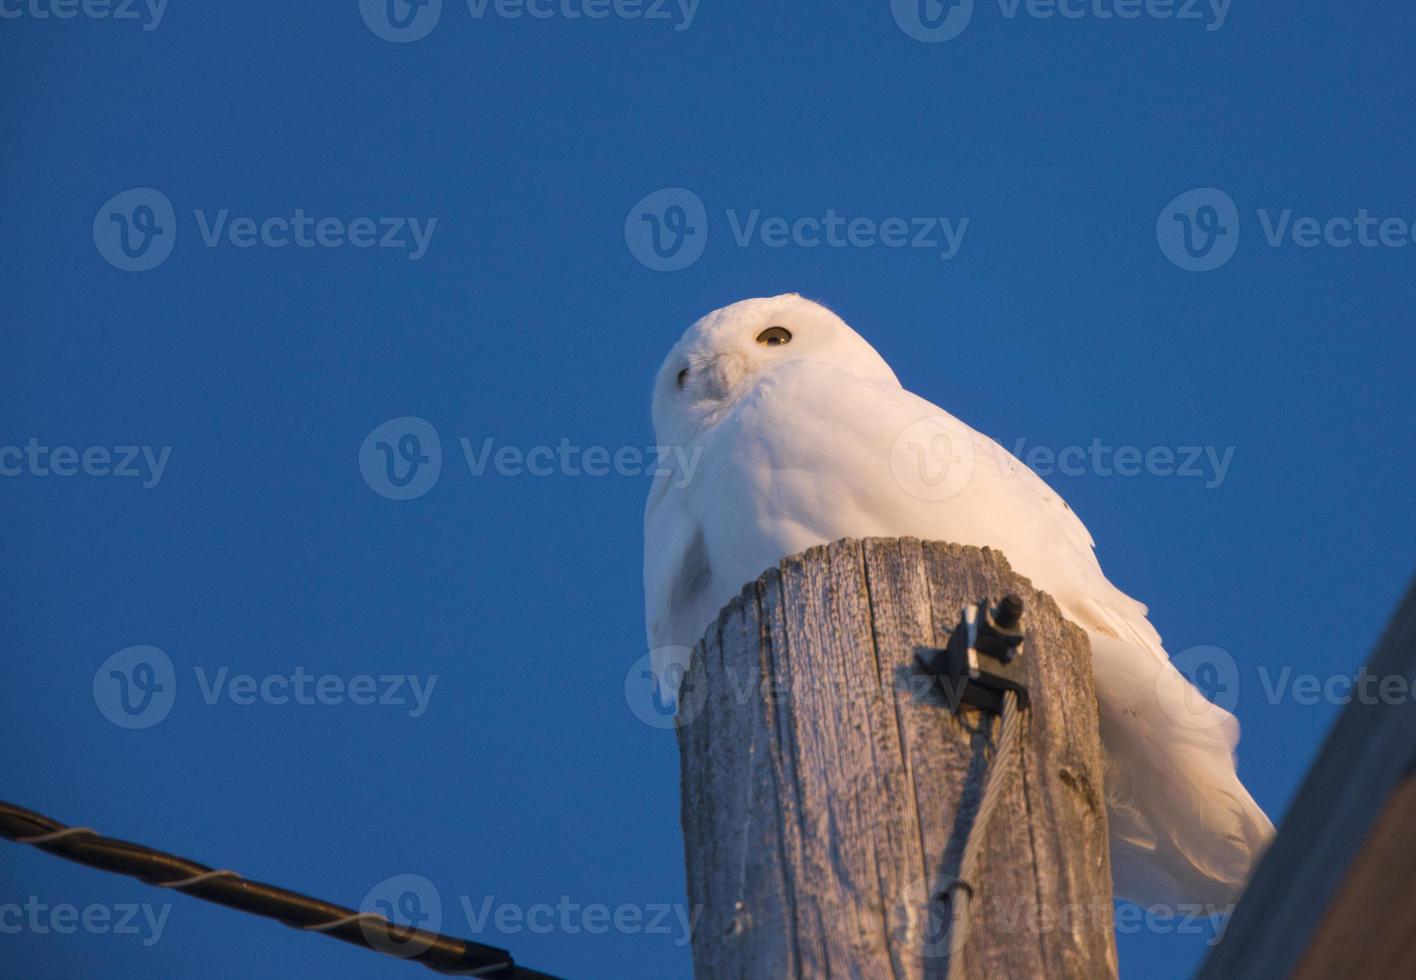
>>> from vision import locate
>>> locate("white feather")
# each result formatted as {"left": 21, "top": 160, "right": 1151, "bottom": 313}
{"left": 643, "top": 293, "right": 1272, "bottom": 908}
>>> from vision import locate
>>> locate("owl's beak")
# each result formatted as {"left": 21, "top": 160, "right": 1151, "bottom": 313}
{"left": 700, "top": 352, "right": 751, "bottom": 402}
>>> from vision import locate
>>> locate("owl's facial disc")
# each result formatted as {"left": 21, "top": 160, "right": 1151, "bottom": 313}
{"left": 678, "top": 319, "right": 798, "bottom": 406}
{"left": 654, "top": 294, "right": 899, "bottom": 445}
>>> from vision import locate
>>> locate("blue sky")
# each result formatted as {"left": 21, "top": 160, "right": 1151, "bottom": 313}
{"left": 2, "top": 3, "right": 1414, "bottom": 978}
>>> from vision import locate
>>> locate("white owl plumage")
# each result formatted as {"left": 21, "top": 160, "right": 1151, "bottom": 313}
{"left": 643, "top": 293, "right": 1272, "bottom": 909}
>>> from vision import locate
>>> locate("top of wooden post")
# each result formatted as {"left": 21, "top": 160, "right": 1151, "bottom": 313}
{"left": 676, "top": 537, "right": 1117, "bottom": 980}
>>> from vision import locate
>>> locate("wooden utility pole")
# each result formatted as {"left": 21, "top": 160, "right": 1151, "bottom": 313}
{"left": 675, "top": 538, "right": 1117, "bottom": 979}
{"left": 1196, "top": 576, "right": 1416, "bottom": 980}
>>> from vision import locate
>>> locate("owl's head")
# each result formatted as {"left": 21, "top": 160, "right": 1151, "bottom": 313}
{"left": 652, "top": 294, "right": 898, "bottom": 443}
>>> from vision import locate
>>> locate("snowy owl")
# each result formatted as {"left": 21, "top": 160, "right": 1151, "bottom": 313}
{"left": 643, "top": 293, "right": 1272, "bottom": 908}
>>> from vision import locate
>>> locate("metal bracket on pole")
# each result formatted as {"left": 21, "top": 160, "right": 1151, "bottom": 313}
{"left": 914, "top": 595, "right": 1029, "bottom": 714}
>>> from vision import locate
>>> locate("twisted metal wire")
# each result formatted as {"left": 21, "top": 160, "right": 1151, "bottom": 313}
{"left": 947, "top": 690, "right": 1024, "bottom": 980}
{"left": 0, "top": 800, "right": 562, "bottom": 979}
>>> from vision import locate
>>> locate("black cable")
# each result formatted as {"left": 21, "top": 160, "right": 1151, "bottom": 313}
{"left": 0, "top": 800, "right": 564, "bottom": 979}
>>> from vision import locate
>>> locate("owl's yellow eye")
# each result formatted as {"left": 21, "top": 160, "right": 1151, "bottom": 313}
{"left": 677, "top": 367, "right": 689, "bottom": 388}
{"left": 756, "top": 326, "right": 792, "bottom": 346}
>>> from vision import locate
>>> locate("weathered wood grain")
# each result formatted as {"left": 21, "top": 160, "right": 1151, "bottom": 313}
{"left": 676, "top": 538, "right": 1117, "bottom": 979}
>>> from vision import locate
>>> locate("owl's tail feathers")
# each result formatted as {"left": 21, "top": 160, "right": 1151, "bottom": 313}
{"left": 1088, "top": 634, "right": 1275, "bottom": 911}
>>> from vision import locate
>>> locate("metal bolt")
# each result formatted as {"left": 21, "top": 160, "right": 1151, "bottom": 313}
{"left": 995, "top": 595, "right": 1024, "bottom": 630}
